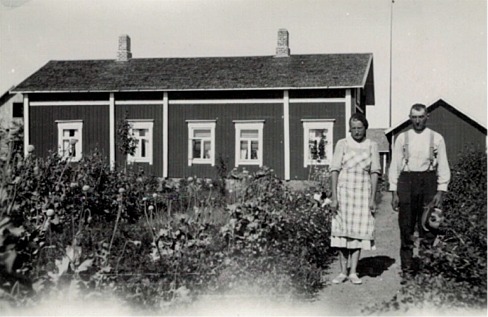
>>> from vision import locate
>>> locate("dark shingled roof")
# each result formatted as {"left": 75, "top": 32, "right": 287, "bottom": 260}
{"left": 13, "top": 54, "right": 373, "bottom": 93}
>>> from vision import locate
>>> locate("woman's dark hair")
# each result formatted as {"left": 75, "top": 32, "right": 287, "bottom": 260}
{"left": 349, "top": 113, "right": 369, "bottom": 130}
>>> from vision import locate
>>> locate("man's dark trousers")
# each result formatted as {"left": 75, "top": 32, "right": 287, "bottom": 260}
{"left": 397, "top": 171, "right": 437, "bottom": 274}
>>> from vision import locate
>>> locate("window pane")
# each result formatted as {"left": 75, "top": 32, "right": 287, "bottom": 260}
{"left": 69, "top": 129, "right": 75, "bottom": 137}
{"left": 240, "top": 129, "right": 258, "bottom": 138}
{"left": 138, "top": 129, "right": 147, "bottom": 137}
{"left": 250, "top": 141, "right": 258, "bottom": 160}
{"left": 13, "top": 102, "right": 23, "bottom": 118}
{"left": 203, "top": 141, "right": 211, "bottom": 159}
{"left": 240, "top": 141, "right": 248, "bottom": 159}
{"left": 308, "top": 129, "right": 328, "bottom": 161}
{"left": 192, "top": 140, "right": 201, "bottom": 159}
{"left": 63, "top": 130, "right": 70, "bottom": 138}
{"left": 63, "top": 140, "right": 70, "bottom": 154}
{"left": 309, "top": 139, "right": 318, "bottom": 159}
{"left": 70, "top": 144, "right": 76, "bottom": 157}
{"left": 141, "top": 139, "right": 147, "bottom": 157}
{"left": 194, "top": 129, "right": 211, "bottom": 138}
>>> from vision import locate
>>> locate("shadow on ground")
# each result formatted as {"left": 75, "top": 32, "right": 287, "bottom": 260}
{"left": 357, "top": 256, "right": 395, "bottom": 278}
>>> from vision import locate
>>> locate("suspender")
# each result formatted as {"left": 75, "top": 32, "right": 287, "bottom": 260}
{"left": 402, "top": 130, "right": 435, "bottom": 172}
{"left": 428, "top": 131, "right": 435, "bottom": 170}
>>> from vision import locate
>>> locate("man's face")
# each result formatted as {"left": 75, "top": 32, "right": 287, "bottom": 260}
{"left": 409, "top": 108, "right": 428, "bottom": 132}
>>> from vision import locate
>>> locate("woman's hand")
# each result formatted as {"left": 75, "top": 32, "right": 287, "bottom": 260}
{"left": 330, "top": 199, "right": 338, "bottom": 213}
{"left": 369, "top": 199, "right": 376, "bottom": 215}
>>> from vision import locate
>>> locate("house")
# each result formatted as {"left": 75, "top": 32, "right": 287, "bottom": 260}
{"left": 385, "top": 99, "right": 487, "bottom": 166}
{"left": 12, "top": 30, "right": 375, "bottom": 180}
{"left": 366, "top": 128, "right": 389, "bottom": 175}
{"left": 0, "top": 90, "right": 23, "bottom": 158}
{"left": 0, "top": 90, "right": 23, "bottom": 129}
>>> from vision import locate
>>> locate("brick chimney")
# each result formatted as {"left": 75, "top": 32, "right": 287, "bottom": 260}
{"left": 117, "top": 35, "right": 132, "bottom": 62}
{"left": 275, "top": 29, "right": 290, "bottom": 57}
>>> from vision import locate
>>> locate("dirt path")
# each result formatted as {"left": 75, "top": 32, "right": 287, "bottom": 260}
{"left": 307, "top": 191, "right": 403, "bottom": 315}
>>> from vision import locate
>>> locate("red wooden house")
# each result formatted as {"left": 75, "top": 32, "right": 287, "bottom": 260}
{"left": 13, "top": 30, "right": 375, "bottom": 180}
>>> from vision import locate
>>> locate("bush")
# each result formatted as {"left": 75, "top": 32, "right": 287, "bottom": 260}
{"left": 1, "top": 150, "right": 335, "bottom": 312}
{"left": 365, "top": 147, "right": 487, "bottom": 314}
{"left": 220, "top": 167, "right": 335, "bottom": 296}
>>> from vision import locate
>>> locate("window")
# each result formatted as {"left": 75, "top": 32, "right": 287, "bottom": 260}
{"left": 12, "top": 102, "right": 23, "bottom": 118}
{"left": 187, "top": 121, "right": 216, "bottom": 166}
{"left": 57, "top": 120, "right": 83, "bottom": 162}
{"left": 302, "top": 119, "right": 334, "bottom": 167}
{"left": 234, "top": 121, "right": 264, "bottom": 167}
{"left": 128, "top": 120, "right": 154, "bottom": 165}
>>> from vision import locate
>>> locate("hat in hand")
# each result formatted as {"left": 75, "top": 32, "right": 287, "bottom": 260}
{"left": 421, "top": 205, "right": 444, "bottom": 232}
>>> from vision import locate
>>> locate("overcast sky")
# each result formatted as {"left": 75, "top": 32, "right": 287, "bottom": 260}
{"left": 0, "top": 0, "right": 486, "bottom": 128}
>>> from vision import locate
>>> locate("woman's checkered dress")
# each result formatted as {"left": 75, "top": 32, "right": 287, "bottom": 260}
{"left": 331, "top": 138, "right": 378, "bottom": 250}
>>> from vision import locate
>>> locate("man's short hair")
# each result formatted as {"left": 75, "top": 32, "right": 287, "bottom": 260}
{"left": 349, "top": 113, "right": 369, "bottom": 130}
{"left": 410, "top": 103, "right": 427, "bottom": 113}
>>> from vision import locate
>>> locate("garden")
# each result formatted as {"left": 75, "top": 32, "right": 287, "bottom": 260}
{"left": 0, "top": 126, "right": 486, "bottom": 315}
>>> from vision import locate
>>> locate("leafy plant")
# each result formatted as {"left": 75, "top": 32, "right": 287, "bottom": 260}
{"left": 116, "top": 111, "right": 138, "bottom": 162}
{"left": 365, "top": 147, "right": 487, "bottom": 314}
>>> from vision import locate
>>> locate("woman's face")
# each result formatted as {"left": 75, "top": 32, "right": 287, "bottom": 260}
{"left": 349, "top": 119, "right": 366, "bottom": 142}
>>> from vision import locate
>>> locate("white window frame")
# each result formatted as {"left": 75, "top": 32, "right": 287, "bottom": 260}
{"left": 127, "top": 120, "right": 154, "bottom": 165}
{"left": 302, "top": 119, "right": 335, "bottom": 167}
{"left": 187, "top": 120, "right": 216, "bottom": 166}
{"left": 234, "top": 120, "right": 264, "bottom": 167}
{"left": 56, "top": 120, "right": 83, "bottom": 162}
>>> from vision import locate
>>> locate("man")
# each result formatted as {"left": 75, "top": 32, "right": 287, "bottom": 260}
{"left": 389, "top": 103, "right": 450, "bottom": 284}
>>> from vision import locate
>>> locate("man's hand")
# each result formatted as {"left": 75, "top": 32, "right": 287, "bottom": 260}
{"left": 431, "top": 191, "right": 444, "bottom": 208}
{"left": 391, "top": 191, "right": 399, "bottom": 212}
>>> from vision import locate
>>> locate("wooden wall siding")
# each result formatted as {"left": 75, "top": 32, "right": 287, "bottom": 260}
{"left": 30, "top": 105, "right": 110, "bottom": 159}
{"left": 168, "top": 103, "right": 284, "bottom": 178}
{"left": 29, "top": 93, "right": 109, "bottom": 102}
{"left": 289, "top": 102, "right": 346, "bottom": 180}
{"left": 170, "top": 90, "right": 283, "bottom": 100}
{"left": 115, "top": 104, "right": 164, "bottom": 176}
{"left": 289, "top": 89, "right": 345, "bottom": 99}
{"left": 394, "top": 106, "right": 486, "bottom": 166}
{"left": 115, "top": 92, "right": 165, "bottom": 101}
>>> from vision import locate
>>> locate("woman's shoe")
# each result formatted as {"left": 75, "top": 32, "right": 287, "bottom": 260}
{"left": 349, "top": 273, "right": 362, "bottom": 284}
{"left": 332, "top": 273, "right": 348, "bottom": 284}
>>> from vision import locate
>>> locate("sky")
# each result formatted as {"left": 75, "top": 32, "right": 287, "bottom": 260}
{"left": 0, "top": 0, "right": 486, "bottom": 128}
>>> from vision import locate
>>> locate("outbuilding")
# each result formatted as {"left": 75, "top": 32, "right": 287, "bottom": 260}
{"left": 385, "top": 99, "right": 487, "bottom": 166}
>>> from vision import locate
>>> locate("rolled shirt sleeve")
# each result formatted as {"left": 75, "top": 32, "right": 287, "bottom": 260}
{"left": 330, "top": 139, "right": 346, "bottom": 172}
{"left": 388, "top": 133, "right": 405, "bottom": 191}
{"left": 436, "top": 135, "right": 450, "bottom": 191}
{"left": 370, "top": 141, "right": 382, "bottom": 175}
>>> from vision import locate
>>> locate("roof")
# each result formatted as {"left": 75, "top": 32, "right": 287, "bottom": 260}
{"left": 366, "top": 128, "right": 389, "bottom": 152}
{"left": 0, "top": 87, "right": 17, "bottom": 106}
{"left": 385, "top": 99, "right": 487, "bottom": 135}
{"left": 12, "top": 54, "right": 374, "bottom": 97}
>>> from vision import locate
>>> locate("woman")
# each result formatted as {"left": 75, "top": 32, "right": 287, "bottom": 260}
{"left": 329, "top": 113, "right": 381, "bottom": 285}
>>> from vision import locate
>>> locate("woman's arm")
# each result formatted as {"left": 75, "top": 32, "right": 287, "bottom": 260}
{"left": 369, "top": 172, "right": 379, "bottom": 212}
{"left": 331, "top": 170, "right": 339, "bottom": 212}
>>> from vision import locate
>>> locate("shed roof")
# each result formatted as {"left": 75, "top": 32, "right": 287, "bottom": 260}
{"left": 366, "top": 128, "right": 389, "bottom": 152}
{"left": 12, "top": 54, "right": 374, "bottom": 102}
{"left": 385, "top": 99, "right": 487, "bottom": 135}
